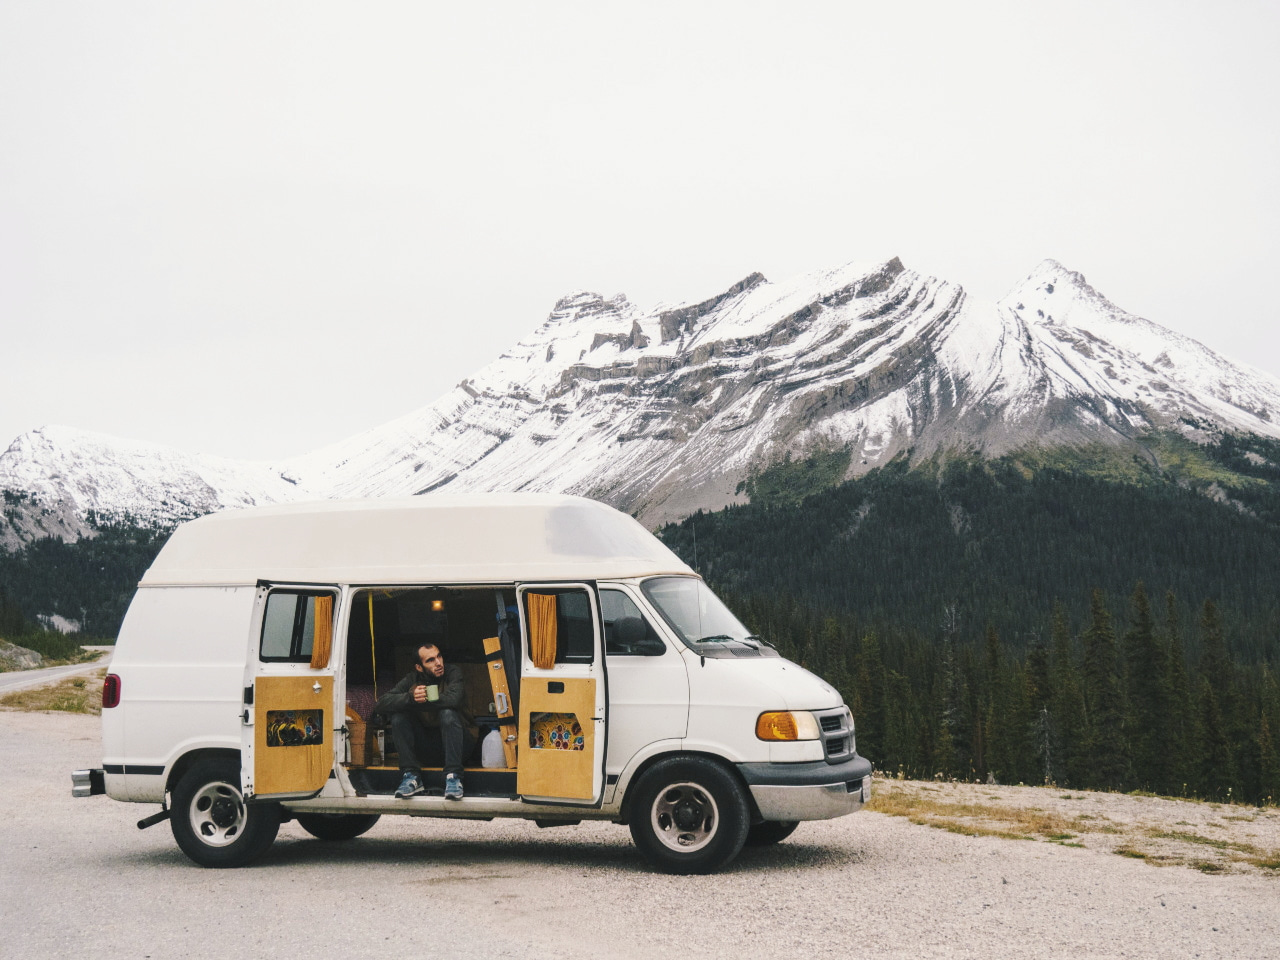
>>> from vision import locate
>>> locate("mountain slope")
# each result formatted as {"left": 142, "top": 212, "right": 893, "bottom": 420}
{"left": 4, "top": 256, "right": 1280, "bottom": 547}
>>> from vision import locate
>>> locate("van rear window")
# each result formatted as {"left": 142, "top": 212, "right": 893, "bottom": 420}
{"left": 260, "top": 591, "right": 333, "bottom": 662}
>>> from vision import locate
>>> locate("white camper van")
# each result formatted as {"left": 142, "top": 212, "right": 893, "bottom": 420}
{"left": 73, "top": 495, "right": 871, "bottom": 874}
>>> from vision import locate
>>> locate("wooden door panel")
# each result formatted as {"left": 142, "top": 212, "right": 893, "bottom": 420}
{"left": 253, "top": 675, "right": 333, "bottom": 797}
{"left": 517, "top": 677, "right": 596, "bottom": 800}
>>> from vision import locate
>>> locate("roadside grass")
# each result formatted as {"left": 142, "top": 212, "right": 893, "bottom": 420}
{"left": 867, "top": 779, "right": 1280, "bottom": 876}
{"left": 867, "top": 788, "right": 1077, "bottom": 842}
{"left": 0, "top": 669, "right": 105, "bottom": 715}
{"left": 39, "top": 648, "right": 107, "bottom": 669}
{"left": 1147, "top": 828, "right": 1256, "bottom": 853}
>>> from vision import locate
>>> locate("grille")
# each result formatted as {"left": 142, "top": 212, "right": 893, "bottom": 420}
{"left": 814, "top": 706, "right": 854, "bottom": 764}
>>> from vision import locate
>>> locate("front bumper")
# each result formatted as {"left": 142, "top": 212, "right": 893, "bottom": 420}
{"left": 738, "top": 754, "right": 872, "bottom": 821}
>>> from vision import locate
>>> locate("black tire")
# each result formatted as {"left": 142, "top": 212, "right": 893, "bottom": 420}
{"left": 627, "top": 757, "right": 751, "bottom": 875}
{"left": 170, "top": 760, "right": 280, "bottom": 868}
{"left": 744, "top": 820, "right": 799, "bottom": 846}
{"left": 294, "top": 812, "right": 381, "bottom": 841}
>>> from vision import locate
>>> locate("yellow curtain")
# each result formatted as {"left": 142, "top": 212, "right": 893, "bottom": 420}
{"left": 310, "top": 595, "right": 333, "bottom": 670}
{"left": 528, "top": 593, "right": 558, "bottom": 669}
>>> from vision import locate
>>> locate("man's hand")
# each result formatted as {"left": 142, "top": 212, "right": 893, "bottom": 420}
{"left": 412, "top": 684, "right": 428, "bottom": 703}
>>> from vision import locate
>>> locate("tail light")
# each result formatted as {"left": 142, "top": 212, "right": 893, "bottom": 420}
{"left": 102, "top": 674, "right": 121, "bottom": 709}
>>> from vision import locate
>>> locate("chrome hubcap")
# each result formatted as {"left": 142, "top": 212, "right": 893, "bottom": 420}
{"left": 650, "top": 781, "right": 719, "bottom": 853}
{"left": 189, "top": 781, "right": 246, "bottom": 846}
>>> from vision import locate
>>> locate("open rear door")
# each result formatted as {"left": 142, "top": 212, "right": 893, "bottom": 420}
{"left": 241, "top": 584, "right": 340, "bottom": 800}
{"left": 515, "top": 583, "right": 607, "bottom": 805}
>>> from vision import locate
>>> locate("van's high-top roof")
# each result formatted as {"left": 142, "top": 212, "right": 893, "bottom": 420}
{"left": 139, "top": 494, "right": 696, "bottom": 587}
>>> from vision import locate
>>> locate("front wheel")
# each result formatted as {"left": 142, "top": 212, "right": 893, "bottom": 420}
{"left": 628, "top": 757, "right": 750, "bottom": 875}
{"left": 170, "top": 760, "right": 280, "bottom": 868}
{"left": 294, "top": 812, "right": 381, "bottom": 841}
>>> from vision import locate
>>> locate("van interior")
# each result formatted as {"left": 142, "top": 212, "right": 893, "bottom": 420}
{"left": 341, "top": 586, "right": 522, "bottom": 798}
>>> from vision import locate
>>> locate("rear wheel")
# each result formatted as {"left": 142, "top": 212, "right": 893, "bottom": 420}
{"left": 745, "top": 820, "right": 799, "bottom": 846}
{"left": 170, "top": 760, "right": 279, "bottom": 868}
{"left": 628, "top": 757, "right": 750, "bottom": 874}
{"left": 294, "top": 812, "right": 381, "bottom": 841}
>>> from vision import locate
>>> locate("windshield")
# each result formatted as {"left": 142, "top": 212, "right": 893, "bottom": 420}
{"left": 640, "top": 577, "right": 778, "bottom": 658}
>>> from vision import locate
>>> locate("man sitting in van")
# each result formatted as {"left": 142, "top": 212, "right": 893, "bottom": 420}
{"left": 374, "top": 643, "right": 472, "bottom": 800}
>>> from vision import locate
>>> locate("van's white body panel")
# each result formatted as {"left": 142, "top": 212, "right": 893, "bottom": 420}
{"left": 105, "top": 585, "right": 252, "bottom": 802}
{"left": 140, "top": 495, "right": 691, "bottom": 588}
{"left": 96, "top": 494, "right": 871, "bottom": 835}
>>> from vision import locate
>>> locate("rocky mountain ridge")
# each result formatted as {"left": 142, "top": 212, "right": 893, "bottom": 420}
{"left": 4, "top": 255, "right": 1280, "bottom": 549}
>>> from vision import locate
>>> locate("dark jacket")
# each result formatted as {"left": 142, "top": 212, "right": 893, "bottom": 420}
{"left": 373, "top": 662, "right": 470, "bottom": 725}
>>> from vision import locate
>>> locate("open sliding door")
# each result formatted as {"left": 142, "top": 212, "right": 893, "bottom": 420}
{"left": 241, "top": 583, "right": 340, "bottom": 800}
{"left": 516, "top": 583, "right": 607, "bottom": 805}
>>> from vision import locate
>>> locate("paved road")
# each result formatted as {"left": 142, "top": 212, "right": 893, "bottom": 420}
{"left": 0, "top": 647, "right": 113, "bottom": 693}
{"left": 1, "top": 710, "right": 1277, "bottom": 960}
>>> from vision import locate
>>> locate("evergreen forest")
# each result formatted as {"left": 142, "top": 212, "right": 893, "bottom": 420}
{"left": 0, "top": 521, "right": 170, "bottom": 655}
{"left": 659, "top": 446, "right": 1280, "bottom": 805}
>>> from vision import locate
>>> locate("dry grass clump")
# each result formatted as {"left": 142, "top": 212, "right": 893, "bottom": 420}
{"left": 867, "top": 777, "right": 1280, "bottom": 877}
{"left": 868, "top": 788, "right": 1078, "bottom": 843}
{"left": 0, "top": 669, "right": 105, "bottom": 715}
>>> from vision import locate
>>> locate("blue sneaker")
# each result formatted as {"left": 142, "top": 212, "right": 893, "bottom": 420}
{"left": 444, "top": 773, "right": 464, "bottom": 801}
{"left": 395, "top": 772, "right": 424, "bottom": 798}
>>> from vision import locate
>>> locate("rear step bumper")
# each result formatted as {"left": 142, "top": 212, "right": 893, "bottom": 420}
{"left": 71, "top": 768, "right": 105, "bottom": 798}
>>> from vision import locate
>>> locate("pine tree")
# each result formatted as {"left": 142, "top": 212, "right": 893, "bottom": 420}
{"left": 1198, "top": 600, "right": 1239, "bottom": 797}
{"left": 1026, "top": 630, "right": 1054, "bottom": 784}
{"left": 884, "top": 668, "right": 921, "bottom": 776}
{"left": 1257, "top": 668, "right": 1280, "bottom": 806}
{"left": 1050, "top": 602, "right": 1087, "bottom": 787}
{"left": 1200, "top": 600, "right": 1234, "bottom": 708}
{"left": 981, "top": 624, "right": 1009, "bottom": 782}
{"left": 1124, "top": 582, "right": 1171, "bottom": 792}
{"left": 1004, "top": 660, "right": 1037, "bottom": 785}
{"left": 816, "top": 616, "right": 847, "bottom": 694}
{"left": 1195, "top": 679, "right": 1236, "bottom": 800}
{"left": 1163, "top": 591, "right": 1196, "bottom": 795}
{"left": 851, "top": 631, "right": 887, "bottom": 760}
{"left": 1082, "top": 590, "right": 1129, "bottom": 790}
{"left": 934, "top": 646, "right": 958, "bottom": 778}
{"left": 1257, "top": 710, "right": 1279, "bottom": 807}
{"left": 928, "top": 605, "right": 963, "bottom": 778}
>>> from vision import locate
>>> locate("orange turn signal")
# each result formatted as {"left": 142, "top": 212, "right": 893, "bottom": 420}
{"left": 756, "top": 711, "right": 820, "bottom": 741}
{"left": 757, "top": 711, "right": 799, "bottom": 741}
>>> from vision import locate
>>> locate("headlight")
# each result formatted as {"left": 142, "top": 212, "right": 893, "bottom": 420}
{"left": 755, "top": 711, "right": 821, "bottom": 741}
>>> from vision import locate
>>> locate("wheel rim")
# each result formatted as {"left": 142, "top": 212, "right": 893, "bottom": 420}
{"left": 188, "top": 780, "right": 247, "bottom": 847}
{"left": 650, "top": 780, "right": 719, "bottom": 853}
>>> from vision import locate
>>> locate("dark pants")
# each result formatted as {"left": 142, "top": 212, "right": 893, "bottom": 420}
{"left": 390, "top": 709, "right": 472, "bottom": 777}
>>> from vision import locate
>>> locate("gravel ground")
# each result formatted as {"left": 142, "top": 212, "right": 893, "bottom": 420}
{"left": 2, "top": 709, "right": 1278, "bottom": 960}
{"left": 870, "top": 778, "right": 1280, "bottom": 877}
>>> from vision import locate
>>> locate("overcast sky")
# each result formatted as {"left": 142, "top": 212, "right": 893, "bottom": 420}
{"left": 3, "top": 1, "right": 1278, "bottom": 461}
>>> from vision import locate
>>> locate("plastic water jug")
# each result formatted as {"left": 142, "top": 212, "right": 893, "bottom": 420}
{"left": 480, "top": 727, "right": 504, "bottom": 768}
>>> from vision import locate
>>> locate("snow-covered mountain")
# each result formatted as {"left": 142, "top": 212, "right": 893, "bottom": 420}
{"left": 5, "top": 256, "right": 1280, "bottom": 549}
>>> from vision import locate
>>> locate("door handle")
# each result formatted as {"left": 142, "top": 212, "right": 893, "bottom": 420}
{"left": 312, "top": 681, "right": 322, "bottom": 693}
{"left": 495, "top": 692, "right": 509, "bottom": 714}
{"left": 547, "top": 681, "right": 564, "bottom": 693}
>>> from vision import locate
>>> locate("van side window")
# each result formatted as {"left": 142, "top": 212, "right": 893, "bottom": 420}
{"left": 522, "top": 588, "right": 595, "bottom": 665}
{"left": 601, "top": 589, "right": 666, "bottom": 656}
{"left": 260, "top": 591, "right": 333, "bottom": 663}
